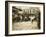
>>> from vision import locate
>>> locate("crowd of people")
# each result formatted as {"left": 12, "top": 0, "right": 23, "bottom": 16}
{"left": 12, "top": 6, "right": 40, "bottom": 23}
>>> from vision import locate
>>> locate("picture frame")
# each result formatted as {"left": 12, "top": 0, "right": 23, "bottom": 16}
{"left": 5, "top": 1, "right": 45, "bottom": 36}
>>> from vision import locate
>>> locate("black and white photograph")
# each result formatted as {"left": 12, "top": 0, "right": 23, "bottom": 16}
{"left": 5, "top": 1, "right": 45, "bottom": 36}
{"left": 12, "top": 6, "right": 40, "bottom": 30}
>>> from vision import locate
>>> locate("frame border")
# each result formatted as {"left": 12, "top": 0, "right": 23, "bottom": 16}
{"left": 5, "top": 1, "right": 45, "bottom": 36}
